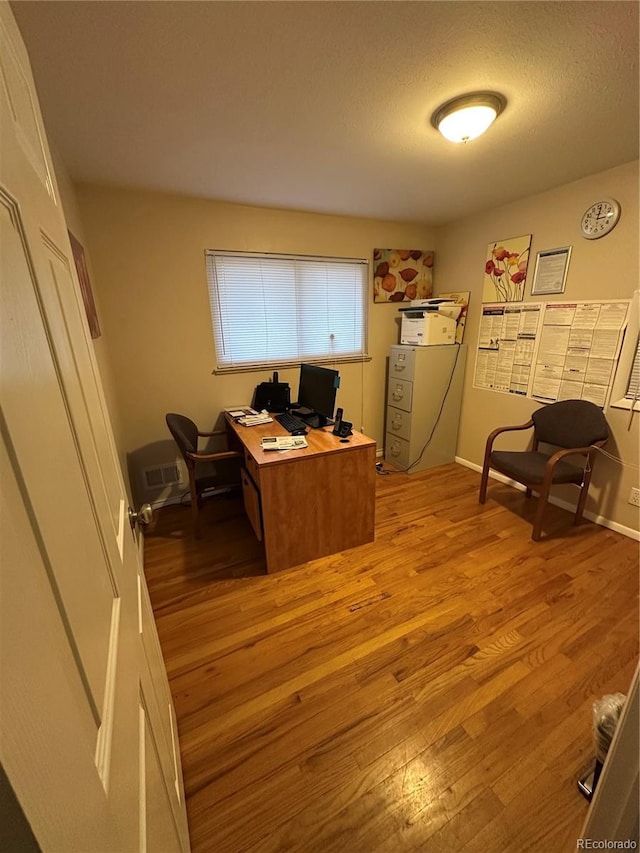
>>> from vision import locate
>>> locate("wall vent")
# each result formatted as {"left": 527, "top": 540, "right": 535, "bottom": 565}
{"left": 142, "top": 462, "right": 184, "bottom": 491}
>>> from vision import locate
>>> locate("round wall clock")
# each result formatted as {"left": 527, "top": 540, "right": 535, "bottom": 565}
{"left": 580, "top": 198, "right": 621, "bottom": 240}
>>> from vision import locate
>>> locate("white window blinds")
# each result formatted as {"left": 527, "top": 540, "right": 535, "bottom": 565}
{"left": 206, "top": 251, "right": 368, "bottom": 371}
{"left": 625, "top": 336, "right": 640, "bottom": 401}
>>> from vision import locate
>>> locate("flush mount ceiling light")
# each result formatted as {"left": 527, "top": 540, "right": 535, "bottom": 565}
{"left": 431, "top": 92, "right": 506, "bottom": 143}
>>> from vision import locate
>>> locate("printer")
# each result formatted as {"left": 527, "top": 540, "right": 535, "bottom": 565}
{"left": 398, "top": 298, "right": 462, "bottom": 346}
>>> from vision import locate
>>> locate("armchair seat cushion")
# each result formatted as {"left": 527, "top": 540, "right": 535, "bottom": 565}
{"left": 490, "top": 451, "right": 584, "bottom": 485}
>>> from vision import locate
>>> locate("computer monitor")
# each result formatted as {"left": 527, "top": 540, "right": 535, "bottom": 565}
{"left": 296, "top": 363, "right": 339, "bottom": 427}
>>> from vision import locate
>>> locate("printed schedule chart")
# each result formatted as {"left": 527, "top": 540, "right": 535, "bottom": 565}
{"left": 474, "top": 300, "right": 629, "bottom": 406}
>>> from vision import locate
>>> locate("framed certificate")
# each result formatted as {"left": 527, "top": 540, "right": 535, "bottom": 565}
{"left": 531, "top": 246, "right": 572, "bottom": 296}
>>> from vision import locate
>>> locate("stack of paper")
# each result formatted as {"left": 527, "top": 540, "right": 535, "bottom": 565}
{"left": 225, "top": 406, "right": 258, "bottom": 418}
{"left": 238, "top": 410, "right": 272, "bottom": 426}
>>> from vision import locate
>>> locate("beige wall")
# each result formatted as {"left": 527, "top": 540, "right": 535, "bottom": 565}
{"left": 75, "top": 185, "right": 432, "bottom": 501}
{"left": 49, "top": 147, "right": 129, "bottom": 487}
{"left": 434, "top": 160, "right": 639, "bottom": 534}
{"left": 76, "top": 162, "right": 638, "bottom": 532}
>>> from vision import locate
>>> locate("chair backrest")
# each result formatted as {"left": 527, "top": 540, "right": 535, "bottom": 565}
{"left": 532, "top": 400, "right": 609, "bottom": 449}
{"left": 166, "top": 413, "right": 198, "bottom": 461}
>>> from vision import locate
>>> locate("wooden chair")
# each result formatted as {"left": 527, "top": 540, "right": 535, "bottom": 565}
{"left": 166, "top": 413, "right": 243, "bottom": 539}
{"left": 478, "top": 399, "right": 609, "bottom": 541}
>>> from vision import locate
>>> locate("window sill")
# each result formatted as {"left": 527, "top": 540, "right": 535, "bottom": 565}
{"left": 213, "top": 355, "right": 372, "bottom": 376}
{"left": 610, "top": 398, "right": 640, "bottom": 412}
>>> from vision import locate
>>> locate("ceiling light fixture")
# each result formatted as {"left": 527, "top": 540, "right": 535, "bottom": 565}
{"left": 431, "top": 92, "right": 506, "bottom": 144}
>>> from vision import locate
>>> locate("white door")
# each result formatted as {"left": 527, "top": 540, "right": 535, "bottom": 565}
{"left": 0, "top": 4, "right": 189, "bottom": 850}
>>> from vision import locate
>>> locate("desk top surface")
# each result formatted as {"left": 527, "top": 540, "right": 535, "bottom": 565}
{"left": 226, "top": 414, "right": 376, "bottom": 466}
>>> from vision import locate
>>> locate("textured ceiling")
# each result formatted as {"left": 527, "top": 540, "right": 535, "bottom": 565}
{"left": 11, "top": 0, "right": 640, "bottom": 226}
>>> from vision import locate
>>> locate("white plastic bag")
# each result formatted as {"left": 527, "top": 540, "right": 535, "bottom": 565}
{"left": 592, "top": 692, "right": 626, "bottom": 763}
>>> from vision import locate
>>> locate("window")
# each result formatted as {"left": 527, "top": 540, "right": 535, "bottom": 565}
{"left": 610, "top": 290, "right": 640, "bottom": 412}
{"left": 206, "top": 251, "right": 368, "bottom": 372}
{"left": 625, "top": 336, "right": 640, "bottom": 403}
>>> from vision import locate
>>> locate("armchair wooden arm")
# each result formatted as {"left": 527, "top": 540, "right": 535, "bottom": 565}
{"left": 485, "top": 419, "right": 534, "bottom": 451}
{"left": 479, "top": 420, "right": 533, "bottom": 504}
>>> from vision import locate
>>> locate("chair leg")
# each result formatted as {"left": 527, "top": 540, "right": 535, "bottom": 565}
{"left": 525, "top": 487, "right": 532, "bottom": 498}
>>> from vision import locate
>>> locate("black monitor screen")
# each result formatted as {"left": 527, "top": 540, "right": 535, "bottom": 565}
{"left": 297, "top": 364, "right": 339, "bottom": 421}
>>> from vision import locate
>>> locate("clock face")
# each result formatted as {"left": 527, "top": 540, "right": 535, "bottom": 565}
{"left": 581, "top": 199, "right": 621, "bottom": 239}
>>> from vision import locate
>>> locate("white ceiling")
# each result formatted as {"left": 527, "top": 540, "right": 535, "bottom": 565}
{"left": 12, "top": 0, "right": 640, "bottom": 226}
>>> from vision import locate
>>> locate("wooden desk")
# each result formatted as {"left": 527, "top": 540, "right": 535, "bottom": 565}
{"left": 226, "top": 415, "right": 376, "bottom": 573}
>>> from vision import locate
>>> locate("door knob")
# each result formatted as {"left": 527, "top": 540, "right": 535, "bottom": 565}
{"left": 129, "top": 503, "right": 153, "bottom": 529}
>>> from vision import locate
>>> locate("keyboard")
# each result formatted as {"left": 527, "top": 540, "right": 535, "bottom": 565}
{"left": 275, "top": 412, "right": 308, "bottom": 434}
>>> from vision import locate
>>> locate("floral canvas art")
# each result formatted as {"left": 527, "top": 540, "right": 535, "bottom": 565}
{"left": 373, "top": 248, "right": 434, "bottom": 303}
{"left": 482, "top": 235, "right": 531, "bottom": 303}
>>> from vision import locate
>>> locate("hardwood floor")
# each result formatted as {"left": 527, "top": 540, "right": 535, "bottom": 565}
{"left": 143, "top": 463, "right": 639, "bottom": 853}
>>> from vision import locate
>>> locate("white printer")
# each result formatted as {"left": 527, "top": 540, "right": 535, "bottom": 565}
{"left": 398, "top": 298, "right": 461, "bottom": 346}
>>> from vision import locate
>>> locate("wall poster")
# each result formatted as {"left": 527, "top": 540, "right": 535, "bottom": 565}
{"left": 531, "top": 301, "right": 629, "bottom": 407}
{"left": 482, "top": 235, "right": 532, "bottom": 304}
{"left": 473, "top": 299, "right": 630, "bottom": 407}
{"left": 373, "top": 248, "right": 434, "bottom": 303}
{"left": 474, "top": 303, "right": 542, "bottom": 395}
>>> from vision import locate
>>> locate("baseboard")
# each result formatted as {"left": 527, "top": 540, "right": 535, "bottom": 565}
{"left": 455, "top": 456, "right": 640, "bottom": 542}
{"left": 149, "top": 493, "right": 185, "bottom": 510}
{"left": 148, "top": 485, "right": 236, "bottom": 511}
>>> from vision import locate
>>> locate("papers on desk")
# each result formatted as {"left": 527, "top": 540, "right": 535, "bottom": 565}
{"left": 238, "top": 410, "right": 272, "bottom": 426}
{"left": 261, "top": 435, "right": 308, "bottom": 451}
{"left": 225, "top": 406, "right": 272, "bottom": 426}
{"left": 225, "top": 406, "right": 258, "bottom": 418}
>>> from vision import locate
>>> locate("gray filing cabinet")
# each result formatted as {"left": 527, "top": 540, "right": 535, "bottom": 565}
{"left": 384, "top": 344, "right": 467, "bottom": 473}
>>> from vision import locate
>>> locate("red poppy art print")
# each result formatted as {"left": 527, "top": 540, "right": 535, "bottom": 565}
{"left": 482, "top": 234, "right": 532, "bottom": 303}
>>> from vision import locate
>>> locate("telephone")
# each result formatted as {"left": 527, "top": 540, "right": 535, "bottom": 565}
{"left": 332, "top": 408, "right": 352, "bottom": 438}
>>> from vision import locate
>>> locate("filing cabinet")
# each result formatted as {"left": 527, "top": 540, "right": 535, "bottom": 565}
{"left": 385, "top": 344, "right": 467, "bottom": 473}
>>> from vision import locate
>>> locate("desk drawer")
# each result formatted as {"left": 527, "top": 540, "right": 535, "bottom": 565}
{"left": 244, "top": 449, "right": 261, "bottom": 488}
{"left": 241, "top": 468, "right": 262, "bottom": 542}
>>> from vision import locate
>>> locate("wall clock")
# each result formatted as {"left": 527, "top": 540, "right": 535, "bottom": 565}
{"left": 580, "top": 198, "right": 621, "bottom": 240}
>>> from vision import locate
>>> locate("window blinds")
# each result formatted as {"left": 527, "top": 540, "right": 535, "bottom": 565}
{"left": 206, "top": 251, "right": 368, "bottom": 371}
{"left": 625, "top": 336, "right": 640, "bottom": 401}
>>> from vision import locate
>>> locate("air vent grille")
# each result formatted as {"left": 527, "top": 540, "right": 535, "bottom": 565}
{"left": 143, "top": 463, "right": 183, "bottom": 491}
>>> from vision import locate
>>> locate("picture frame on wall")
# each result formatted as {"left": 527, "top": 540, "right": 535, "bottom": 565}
{"left": 531, "top": 246, "right": 572, "bottom": 296}
{"left": 68, "top": 230, "right": 101, "bottom": 339}
{"left": 373, "top": 248, "right": 434, "bottom": 303}
{"left": 482, "top": 234, "right": 532, "bottom": 303}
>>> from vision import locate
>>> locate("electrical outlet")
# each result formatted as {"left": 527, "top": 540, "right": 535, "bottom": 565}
{"left": 629, "top": 488, "right": 640, "bottom": 508}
